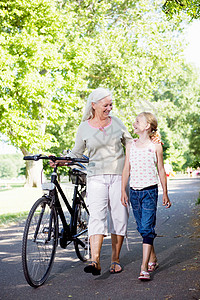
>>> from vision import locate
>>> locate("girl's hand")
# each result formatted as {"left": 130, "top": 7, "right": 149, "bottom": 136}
{"left": 121, "top": 191, "right": 128, "bottom": 207}
{"left": 163, "top": 194, "right": 171, "bottom": 208}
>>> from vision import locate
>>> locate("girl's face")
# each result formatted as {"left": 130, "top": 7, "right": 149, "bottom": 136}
{"left": 92, "top": 96, "right": 112, "bottom": 119}
{"left": 133, "top": 114, "right": 150, "bottom": 134}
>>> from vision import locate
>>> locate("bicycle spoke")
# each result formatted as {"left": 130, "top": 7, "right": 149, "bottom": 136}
{"left": 22, "top": 197, "right": 58, "bottom": 287}
{"left": 74, "top": 199, "right": 90, "bottom": 261}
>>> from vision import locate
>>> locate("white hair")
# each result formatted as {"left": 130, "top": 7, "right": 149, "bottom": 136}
{"left": 82, "top": 87, "right": 112, "bottom": 122}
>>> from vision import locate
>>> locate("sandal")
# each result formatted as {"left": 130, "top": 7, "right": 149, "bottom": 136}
{"left": 138, "top": 271, "right": 150, "bottom": 281}
{"left": 84, "top": 261, "right": 101, "bottom": 276}
{"left": 109, "top": 262, "right": 123, "bottom": 274}
{"left": 148, "top": 262, "right": 159, "bottom": 272}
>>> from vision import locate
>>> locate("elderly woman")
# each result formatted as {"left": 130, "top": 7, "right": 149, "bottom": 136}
{"left": 69, "top": 87, "right": 132, "bottom": 275}
{"left": 51, "top": 87, "right": 132, "bottom": 274}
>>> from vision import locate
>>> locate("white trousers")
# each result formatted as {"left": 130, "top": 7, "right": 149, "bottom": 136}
{"left": 86, "top": 175, "right": 129, "bottom": 237}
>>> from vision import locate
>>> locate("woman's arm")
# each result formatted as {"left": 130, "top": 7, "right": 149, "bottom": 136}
{"left": 50, "top": 124, "right": 86, "bottom": 168}
{"left": 70, "top": 124, "right": 86, "bottom": 158}
{"left": 155, "top": 144, "right": 171, "bottom": 208}
{"left": 121, "top": 142, "right": 131, "bottom": 207}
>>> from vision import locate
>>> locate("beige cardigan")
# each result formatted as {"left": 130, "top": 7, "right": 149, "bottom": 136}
{"left": 71, "top": 116, "right": 132, "bottom": 177}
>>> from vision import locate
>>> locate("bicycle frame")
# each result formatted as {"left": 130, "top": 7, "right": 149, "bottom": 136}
{"left": 45, "top": 165, "right": 88, "bottom": 247}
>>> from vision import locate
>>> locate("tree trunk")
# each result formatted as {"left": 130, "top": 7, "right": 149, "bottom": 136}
{"left": 25, "top": 159, "right": 43, "bottom": 187}
{"left": 21, "top": 148, "right": 44, "bottom": 188}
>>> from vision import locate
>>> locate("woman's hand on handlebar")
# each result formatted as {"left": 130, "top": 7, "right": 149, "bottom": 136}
{"left": 49, "top": 159, "right": 70, "bottom": 168}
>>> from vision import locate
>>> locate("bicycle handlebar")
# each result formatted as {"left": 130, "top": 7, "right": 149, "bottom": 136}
{"left": 23, "top": 154, "right": 89, "bottom": 163}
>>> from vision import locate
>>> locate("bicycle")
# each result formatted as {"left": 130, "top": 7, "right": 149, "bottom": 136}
{"left": 22, "top": 154, "right": 89, "bottom": 288}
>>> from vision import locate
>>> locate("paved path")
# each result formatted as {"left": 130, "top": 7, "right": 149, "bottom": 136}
{"left": 0, "top": 177, "right": 200, "bottom": 300}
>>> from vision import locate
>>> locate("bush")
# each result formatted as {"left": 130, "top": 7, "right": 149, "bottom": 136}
{"left": 0, "top": 154, "right": 25, "bottom": 178}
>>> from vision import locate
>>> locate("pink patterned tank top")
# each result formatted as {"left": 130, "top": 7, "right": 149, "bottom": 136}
{"left": 129, "top": 139, "right": 159, "bottom": 189}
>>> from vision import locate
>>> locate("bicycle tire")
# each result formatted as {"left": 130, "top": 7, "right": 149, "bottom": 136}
{"left": 22, "top": 197, "right": 58, "bottom": 287}
{"left": 74, "top": 199, "right": 90, "bottom": 262}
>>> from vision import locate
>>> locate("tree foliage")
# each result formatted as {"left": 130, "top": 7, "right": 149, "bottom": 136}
{"left": 0, "top": 0, "right": 199, "bottom": 184}
{"left": 189, "top": 112, "right": 200, "bottom": 168}
{"left": 0, "top": 0, "right": 90, "bottom": 155}
{"left": 163, "top": 0, "right": 200, "bottom": 20}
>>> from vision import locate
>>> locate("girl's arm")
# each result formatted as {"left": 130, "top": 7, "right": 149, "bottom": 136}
{"left": 155, "top": 144, "right": 171, "bottom": 208}
{"left": 121, "top": 142, "right": 131, "bottom": 207}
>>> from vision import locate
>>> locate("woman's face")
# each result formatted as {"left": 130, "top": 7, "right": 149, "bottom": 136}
{"left": 92, "top": 96, "right": 112, "bottom": 119}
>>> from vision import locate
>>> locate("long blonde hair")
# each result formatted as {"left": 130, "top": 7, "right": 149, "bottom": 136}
{"left": 82, "top": 87, "right": 112, "bottom": 122}
{"left": 139, "top": 112, "right": 160, "bottom": 140}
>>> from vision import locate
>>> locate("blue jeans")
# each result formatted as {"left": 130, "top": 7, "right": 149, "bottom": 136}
{"left": 130, "top": 185, "right": 158, "bottom": 245}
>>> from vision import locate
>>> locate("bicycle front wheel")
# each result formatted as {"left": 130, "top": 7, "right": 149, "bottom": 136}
{"left": 74, "top": 201, "right": 90, "bottom": 262}
{"left": 22, "top": 197, "right": 58, "bottom": 287}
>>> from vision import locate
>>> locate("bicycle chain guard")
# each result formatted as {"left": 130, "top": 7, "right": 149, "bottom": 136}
{"left": 59, "top": 228, "right": 71, "bottom": 249}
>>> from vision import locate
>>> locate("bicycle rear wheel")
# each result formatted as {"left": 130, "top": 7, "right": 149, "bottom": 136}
{"left": 22, "top": 197, "right": 58, "bottom": 287}
{"left": 74, "top": 200, "right": 90, "bottom": 261}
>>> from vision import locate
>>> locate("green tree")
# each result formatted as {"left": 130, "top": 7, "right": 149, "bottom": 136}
{"left": 163, "top": 0, "right": 200, "bottom": 20}
{"left": 1, "top": 0, "right": 199, "bottom": 184}
{"left": 189, "top": 113, "right": 200, "bottom": 168}
{"left": 151, "top": 62, "right": 200, "bottom": 171}
{"left": 0, "top": 0, "right": 93, "bottom": 186}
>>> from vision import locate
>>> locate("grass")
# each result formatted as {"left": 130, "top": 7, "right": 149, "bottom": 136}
{"left": 196, "top": 192, "right": 200, "bottom": 205}
{"left": 0, "top": 211, "right": 29, "bottom": 226}
{"left": 0, "top": 182, "right": 24, "bottom": 192}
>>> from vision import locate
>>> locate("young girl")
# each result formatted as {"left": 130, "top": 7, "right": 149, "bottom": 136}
{"left": 121, "top": 112, "right": 171, "bottom": 280}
